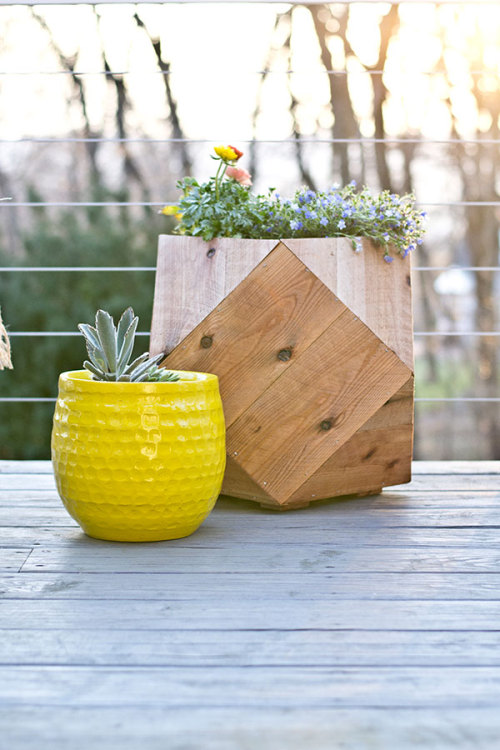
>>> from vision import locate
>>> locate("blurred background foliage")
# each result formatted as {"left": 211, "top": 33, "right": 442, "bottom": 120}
{"left": 0, "top": 1, "right": 499, "bottom": 459}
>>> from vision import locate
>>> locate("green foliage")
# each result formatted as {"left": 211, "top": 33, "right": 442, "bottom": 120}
{"left": 172, "top": 156, "right": 426, "bottom": 260}
{"left": 175, "top": 176, "right": 266, "bottom": 241}
{"left": 0, "top": 198, "right": 163, "bottom": 458}
{"left": 80, "top": 306, "right": 179, "bottom": 382}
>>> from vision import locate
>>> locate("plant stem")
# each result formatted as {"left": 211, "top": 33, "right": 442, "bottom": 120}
{"left": 215, "top": 160, "right": 228, "bottom": 201}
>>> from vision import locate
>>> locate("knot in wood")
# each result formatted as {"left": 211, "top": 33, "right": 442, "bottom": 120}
{"left": 277, "top": 348, "right": 292, "bottom": 362}
{"left": 200, "top": 335, "right": 213, "bottom": 349}
{"left": 320, "top": 419, "right": 333, "bottom": 431}
{"left": 206, "top": 247, "right": 216, "bottom": 258}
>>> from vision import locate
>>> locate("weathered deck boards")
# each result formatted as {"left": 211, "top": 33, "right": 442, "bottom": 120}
{"left": 1, "top": 461, "right": 500, "bottom": 749}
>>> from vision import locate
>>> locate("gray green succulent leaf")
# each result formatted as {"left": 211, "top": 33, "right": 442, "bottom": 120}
{"left": 79, "top": 307, "right": 182, "bottom": 383}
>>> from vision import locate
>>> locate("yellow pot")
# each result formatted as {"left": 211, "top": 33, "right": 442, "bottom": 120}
{"left": 51, "top": 370, "right": 226, "bottom": 542}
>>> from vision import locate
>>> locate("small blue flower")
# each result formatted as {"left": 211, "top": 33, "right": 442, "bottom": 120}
{"left": 383, "top": 255, "right": 394, "bottom": 263}
{"left": 320, "top": 217, "right": 328, "bottom": 226}
{"left": 338, "top": 219, "right": 346, "bottom": 229}
{"left": 290, "top": 219, "right": 303, "bottom": 230}
{"left": 304, "top": 210, "right": 317, "bottom": 219}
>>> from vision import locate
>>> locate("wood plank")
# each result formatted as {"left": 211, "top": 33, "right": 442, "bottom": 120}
{"left": 0, "top": 474, "right": 56, "bottom": 491}
{"left": 3, "top": 571, "right": 500, "bottom": 601}
{"left": 2, "top": 459, "right": 500, "bottom": 750}
{"left": 2, "top": 466, "right": 500, "bottom": 493}
{"left": 0, "top": 460, "right": 498, "bottom": 477}
{"left": 288, "top": 424, "right": 413, "bottom": 503}
{"left": 18, "top": 544, "right": 500, "bottom": 574}
{"left": 162, "top": 242, "right": 348, "bottom": 427}
{"left": 1, "top": 627, "right": 500, "bottom": 667}
{"left": 0, "top": 549, "right": 32, "bottom": 572}
{"left": 150, "top": 236, "right": 277, "bottom": 356}
{"left": 358, "top": 376, "right": 414, "bottom": 431}
{"left": 3, "top": 598, "right": 500, "bottom": 633}
{"left": 4, "top": 505, "right": 500, "bottom": 530}
{"left": 227, "top": 309, "right": 410, "bottom": 502}
{"left": 413, "top": 461, "right": 500, "bottom": 475}
{"left": 221, "top": 455, "right": 271, "bottom": 503}
{"left": 0, "top": 461, "right": 52, "bottom": 474}
{"left": 392, "top": 475, "right": 500, "bottom": 491}
{"left": 1, "top": 707, "right": 498, "bottom": 750}
{"left": 2, "top": 488, "right": 500, "bottom": 511}
{"left": 5, "top": 523, "right": 500, "bottom": 549}
{"left": 1, "top": 665, "right": 500, "bottom": 708}
{"left": 284, "top": 237, "right": 413, "bottom": 369}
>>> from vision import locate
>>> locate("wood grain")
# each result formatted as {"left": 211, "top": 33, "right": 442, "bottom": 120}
{"left": 150, "top": 236, "right": 277, "bottom": 356}
{"left": 161, "top": 242, "right": 347, "bottom": 426}
{"left": 1, "top": 707, "right": 499, "bottom": 750}
{"left": 221, "top": 455, "right": 271, "bottom": 503}
{"left": 150, "top": 237, "right": 414, "bottom": 507}
{"left": 5, "top": 505, "right": 500, "bottom": 530}
{"left": 1, "top": 665, "right": 500, "bottom": 708}
{"left": 18, "top": 544, "right": 500, "bottom": 575}
{"left": 2, "top": 460, "right": 499, "bottom": 476}
{"left": 2, "top": 461, "right": 500, "bottom": 749}
{"left": 285, "top": 237, "right": 413, "bottom": 369}
{"left": 287, "top": 378, "right": 414, "bottom": 503}
{"left": 3, "top": 571, "right": 500, "bottom": 601}
{"left": 227, "top": 308, "right": 410, "bottom": 502}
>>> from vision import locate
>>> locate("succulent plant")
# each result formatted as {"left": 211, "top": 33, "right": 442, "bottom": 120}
{"left": 78, "top": 307, "right": 180, "bottom": 383}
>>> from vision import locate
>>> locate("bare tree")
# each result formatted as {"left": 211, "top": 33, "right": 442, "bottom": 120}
{"left": 306, "top": 4, "right": 364, "bottom": 185}
{"left": 31, "top": 9, "right": 102, "bottom": 185}
{"left": 133, "top": 13, "right": 192, "bottom": 176}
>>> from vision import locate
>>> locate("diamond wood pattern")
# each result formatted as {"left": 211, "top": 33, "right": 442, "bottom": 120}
{"left": 151, "top": 236, "right": 414, "bottom": 508}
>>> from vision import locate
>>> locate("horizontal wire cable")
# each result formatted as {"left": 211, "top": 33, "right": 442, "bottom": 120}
{"left": 1, "top": 201, "right": 499, "bottom": 207}
{"left": 6, "top": 331, "right": 499, "bottom": 337}
{"left": 5, "top": 0, "right": 500, "bottom": 5}
{"left": 1, "top": 136, "right": 499, "bottom": 144}
{"left": 7, "top": 332, "right": 150, "bottom": 337}
{"left": 1, "top": 266, "right": 499, "bottom": 272}
{"left": 0, "top": 267, "right": 157, "bottom": 272}
{"left": 2, "top": 397, "right": 499, "bottom": 403}
{"left": 0, "top": 69, "right": 497, "bottom": 77}
{"left": 416, "top": 398, "right": 500, "bottom": 403}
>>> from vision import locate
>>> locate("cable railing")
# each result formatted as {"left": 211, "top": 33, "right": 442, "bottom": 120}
{"left": 2, "top": 137, "right": 500, "bottom": 145}
{"left": 5, "top": 0, "right": 500, "bottom": 5}
{"left": 0, "top": 0, "right": 499, "bottom": 424}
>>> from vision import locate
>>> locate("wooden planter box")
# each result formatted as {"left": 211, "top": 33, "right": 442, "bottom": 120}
{"left": 150, "top": 236, "right": 414, "bottom": 509}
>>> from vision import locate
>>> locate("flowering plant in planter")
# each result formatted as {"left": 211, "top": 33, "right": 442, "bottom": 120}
{"left": 162, "top": 145, "right": 426, "bottom": 261}
{"left": 154, "top": 144, "right": 421, "bottom": 510}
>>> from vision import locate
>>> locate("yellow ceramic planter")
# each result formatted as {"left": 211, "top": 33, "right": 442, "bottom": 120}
{"left": 51, "top": 370, "right": 226, "bottom": 542}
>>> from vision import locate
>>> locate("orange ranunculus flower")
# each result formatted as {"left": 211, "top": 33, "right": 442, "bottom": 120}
{"left": 228, "top": 145, "right": 243, "bottom": 160}
{"left": 214, "top": 145, "right": 241, "bottom": 162}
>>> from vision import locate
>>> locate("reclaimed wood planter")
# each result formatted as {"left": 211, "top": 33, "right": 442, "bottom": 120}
{"left": 150, "top": 236, "right": 414, "bottom": 510}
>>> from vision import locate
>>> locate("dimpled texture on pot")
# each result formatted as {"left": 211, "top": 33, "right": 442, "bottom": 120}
{"left": 51, "top": 370, "right": 226, "bottom": 542}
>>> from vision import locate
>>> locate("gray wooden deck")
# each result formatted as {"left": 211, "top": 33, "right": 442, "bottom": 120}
{"left": 1, "top": 461, "right": 500, "bottom": 749}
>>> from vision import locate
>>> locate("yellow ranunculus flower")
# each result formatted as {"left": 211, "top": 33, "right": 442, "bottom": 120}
{"left": 214, "top": 145, "right": 238, "bottom": 162}
{"left": 161, "top": 205, "right": 179, "bottom": 216}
